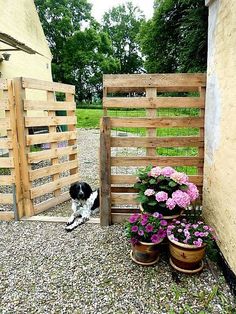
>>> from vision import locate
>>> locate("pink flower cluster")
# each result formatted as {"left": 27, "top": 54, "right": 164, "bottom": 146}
{"left": 149, "top": 166, "right": 162, "bottom": 177}
{"left": 170, "top": 171, "right": 189, "bottom": 185}
{"left": 167, "top": 219, "right": 216, "bottom": 247}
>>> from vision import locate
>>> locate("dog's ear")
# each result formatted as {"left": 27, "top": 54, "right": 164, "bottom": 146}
{"left": 81, "top": 182, "right": 93, "bottom": 199}
{"left": 69, "top": 183, "right": 78, "bottom": 200}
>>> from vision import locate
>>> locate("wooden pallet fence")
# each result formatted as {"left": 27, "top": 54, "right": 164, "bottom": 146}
{"left": 14, "top": 77, "right": 79, "bottom": 216}
{"left": 0, "top": 79, "right": 22, "bottom": 221}
{"left": 100, "top": 73, "right": 206, "bottom": 225}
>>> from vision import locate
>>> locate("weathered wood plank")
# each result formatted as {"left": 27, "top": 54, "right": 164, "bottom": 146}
{"left": 25, "top": 116, "right": 76, "bottom": 127}
{"left": 106, "top": 86, "right": 200, "bottom": 93}
{"left": 0, "top": 211, "right": 14, "bottom": 221}
{"left": 29, "top": 160, "right": 78, "bottom": 181}
{"left": 103, "top": 97, "right": 204, "bottom": 109}
{"left": 104, "top": 74, "right": 206, "bottom": 88}
{"left": 33, "top": 192, "right": 70, "bottom": 214}
{"left": 28, "top": 145, "right": 77, "bottom": 163}
{"left": 110, "top": 117, "right": 204, "bottom": 128}
{"left": 111, "top": 156, "right": 204, "bottom": 167}
{"left": 100, "top": 116, "right": 111, "bottom": 226}
{"left": 0, "top": 138, "right": 12, "bottom": 149}
{"left": 24, "top": 100, "right": 76, "bottom": 110}
{"left": 0, "top": 194, "right": 13, "bottom": 204}
{"left": 21, "top": 215, "right": 100, "bottom": 224}
{"left": 26, "top": 130, "right": 77, "bottom": 145}
{"left": 0, "top": 118, "right": 10, "bottom": 129}
{"left": 0, "top": 175, "right": 13, "bottom": 185}
{"left": 0, "top": 99, "right": 10, "bottom": 110}
{"left": 0, "top": 157, "right": 14, "bottom": 168}
{"left": 30, "top": 173, "right": 79, "bottom": 199}
{"left": 22, "top": 78, "right": 75, "bottom": 94}
{"left": 111, "top": 136, "right": 204, "bottom": 148}
{"left": 111, "top": 175, "right": 203, "bottom": 186}
{"left": 111, "top": 193, "right": 138, "bottom": 205}
{"left": 111, "top": 213, "right": 133, "bottom": 224}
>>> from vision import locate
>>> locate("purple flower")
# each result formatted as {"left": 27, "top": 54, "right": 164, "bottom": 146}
{"left": 129, "top": 214, "right": 139, "bottom": 223}
{"left": 193, "top": 239, "right": 203, "bottom": 247}
{"left": 138, "top": 229, "right": 144, "bottom": 236}
{"left": 151, "top": 234, "right": 160, "bottom": 243}
{"left": 131, "top": 225, "right": 138, "bottom": 232}
{"left": 153, "top": 212, "right": 160, "bottom": 218}
{"left": 155, "top": 191, "right": 168, "bottom": 202}
{"left": 130, "top": 238, "right": 138, "bottom": 245}
{"left": 145, "top": 224, "right": 154, "bottom": 232}
{"left": 194, "top": 231, "right": 200, "bottom": 237}
{"left": 160, "top": 220, "right": 168, "bottom": 226}
{"left": 192, "top": 224, "right": 199, "bottom": 229}
{"left": 141, "top": 219, "right": 148, "bottom": 226}
{"left": 184, "top": 229, "right": 190, "bottom": 237}
{"left": 203, "top": 226, "right": 209, "bottom": 230}
{"left": 199, "top": 232, "right": 205, "bottom": 237}
{"left": 157, "top": 229, "right": 166, "bottom": 239}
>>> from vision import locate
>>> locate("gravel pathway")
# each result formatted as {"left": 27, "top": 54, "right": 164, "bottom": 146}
{"left": 0, "top": 221, "right": 235, "bottom": 314}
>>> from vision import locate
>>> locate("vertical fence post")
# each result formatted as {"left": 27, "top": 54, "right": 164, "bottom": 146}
{"left": 100, "top": 116, "right": 111, "bottom": 226}
{"left": 146, "top": 87, "right": 157, "bottom": 156}
{"left": 14, "top": 77, "right": 34, "bottom": 217}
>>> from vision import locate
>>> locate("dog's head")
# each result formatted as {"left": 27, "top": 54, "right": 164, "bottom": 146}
{"left": 69, "top": 182, "right": 93, "bottom": 201}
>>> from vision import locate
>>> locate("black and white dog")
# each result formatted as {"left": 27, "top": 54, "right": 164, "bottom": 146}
{"left": 65, "top": 182, "right": 99, "bottom": 232}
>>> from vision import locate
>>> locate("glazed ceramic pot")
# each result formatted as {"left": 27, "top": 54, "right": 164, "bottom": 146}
{"left": 131, "top": 238, "right": 163, "bottom": 266}
{"left": 168, "top": 235, "right": 206, "bottom": 274}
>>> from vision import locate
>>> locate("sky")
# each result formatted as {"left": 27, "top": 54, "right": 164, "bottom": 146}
{"left": 88, "top": 0, "right": 154, "bottom": 22}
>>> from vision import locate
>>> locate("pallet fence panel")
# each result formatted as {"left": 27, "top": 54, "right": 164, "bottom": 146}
{"left": 14, "top": 77, "right": 78, "bottom": 216}
{"left": 101, "top": 73, "right": 206, "bottom": 225}
{"left": 0, "top": 79, "right": 22, "bottom": 221}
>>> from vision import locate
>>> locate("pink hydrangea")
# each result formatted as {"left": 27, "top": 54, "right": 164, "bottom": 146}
{"left": 166, "top": 198, "right": 176, "bottom": 210}
{"left": 186, "top": 182, "right": 199, "bottom": 201}
{"left": 171, "top": 171, "right": 189, "bottom": 185}
{"left": 172, "top": 190, "right": 191, "bottom": 208}
{"left": 155, "top": 191, "right": 168, "bottom": 202}
{"left": 161, "top": 166, "right": 176, "bottom": 177}
{"left": 149, "top": 166, "right": 162, "bottom": 177}
{"left": 144, "top": 189, "right": 155, "bottom": 196}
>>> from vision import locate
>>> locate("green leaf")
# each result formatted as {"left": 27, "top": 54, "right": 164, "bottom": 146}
{"left": 169, "top": 181, "right": 177, "bottom": 187}
{"left": 149, "top": 179, "right": 156, "bottom": 185}
{"left": 147, "top": 201, "right": 157, "bottom": 206}
{"left": 180, "top": 184, "right": 189, "bottom": 191}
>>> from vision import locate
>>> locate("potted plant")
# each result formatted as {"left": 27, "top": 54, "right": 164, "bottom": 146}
{"left": 125, "top": 212, "right": 167, "bottom": 266}
{"left": 134, "top": 165, "right": 199, "bottom": 218}
{"left": 167, "top": 218, "right": 216, "bottom": 273}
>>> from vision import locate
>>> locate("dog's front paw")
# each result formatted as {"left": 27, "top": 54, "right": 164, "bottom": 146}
{"left": 66, "top": 216, "right": 75, "bottom": 226}
{"left": 65, "top": 225, "right": 74, "bottom": 232}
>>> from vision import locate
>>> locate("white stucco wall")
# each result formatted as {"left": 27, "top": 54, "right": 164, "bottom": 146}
{"left": 204, "top": 0, "right": 236, "bottom": 273}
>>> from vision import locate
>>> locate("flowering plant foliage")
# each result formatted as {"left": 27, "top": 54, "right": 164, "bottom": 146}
{"left": 125, "top": 212, "right": 168, "bottom": 244}
{"left": 167, "top": 218, "right": 216, "bottom": 247}
{"left": 134, "top": 165, "right": 199, "bottom": 214}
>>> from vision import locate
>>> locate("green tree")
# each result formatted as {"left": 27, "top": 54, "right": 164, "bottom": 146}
{"left": 35, "top": 0, "right": 119, "bottom": 101}
{"left": 139, "top": 0, "right": 208, "bottom": 73}
{"left": 102, "top": 2, "right": 145, "bottom": 74}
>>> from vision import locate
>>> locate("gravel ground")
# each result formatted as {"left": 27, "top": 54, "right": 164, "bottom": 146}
{"left": 0, "top": 221, "right": 235, "bottom": 314}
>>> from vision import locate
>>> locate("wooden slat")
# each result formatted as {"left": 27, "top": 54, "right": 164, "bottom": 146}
{"left": 30, "top": 173, "right": 79, "bottom": 199}
{"left": 110, "top": 117, "right": 204, "bottom": 128}
{"left": 0, "top": 157, "right": 14, "bottom": 168}
{"left": 0, "top": 194, "right": 13, "bottom": 204}
{"left": 26, "top": 130, "right": 77, "bottom": 145}
{"left": 111, "top": 156, "right": 204, "bottom": 167}
{"left": 104, "top": 74, "right": 206, "bottom": 88}
{"left": 24, "top": 100, "right": 76, "bottom": 110}
{"left": 29, "top": 160, "right": 78, "bottom": 181}
{"left": 106, "top": 86, "right": 200, "bottom": 93}
{"left": 28, "top": 145, "right": 77, "bottom": 163}
{"left": 0, "top": 79, "right": 7, "bottom": 90}
{"left": 21, "top": 215, "right": 100, "bottom": 224}
{"left": 111, "top": 213, "right": 133, "bottom": 224}
{"left": 103, "top": 97, "right": 204, "bottom": 109}
{"left": 100, "top": 116, "right": 111, "bottom": 226}
{"left": 33, "top": 192, "right": 70, "bottom": 214}
{"left": 0, "top": 175, "right": 13, "bottom": 185}
{"left": 0, "top": 118, "right": 10, "bottom": 129}
{"left": 0, "top": 138, "right": 12, "bottom": 149}
{"left": 0, "top": 99, "right": 10, "bottom": 110}
{"left": 25, "top": 116, "right": 76, "bottom": 127}
{"left": 111, "top": 175, "right": 203, "bottom": 186}
{"left": 22, "top": 78, "right": 75, "bottom": 94}
{"left": 0, "top": 211, "right": 14, "bottom": 221}
{"left": 111, "top": 136, "right": 204, "bottom": 148}
{"left": 111, "top": 193, "right": 138, "bottom": 205}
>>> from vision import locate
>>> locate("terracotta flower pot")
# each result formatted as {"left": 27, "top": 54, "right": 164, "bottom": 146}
{"left": 131, "top": 238, "right": 163, "bottom": 266}
{"left": 140, "top": 203, "right": 182, "bottom": 220}
{"left": 168, "top": 235, "right": 206, "bottom": 274}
